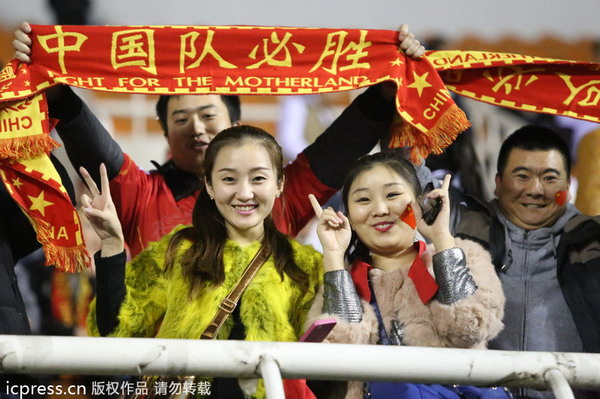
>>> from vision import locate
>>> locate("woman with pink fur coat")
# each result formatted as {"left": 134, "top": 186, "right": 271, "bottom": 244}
{"left": 307, "top": 152, "right": 506, "bottom": 399}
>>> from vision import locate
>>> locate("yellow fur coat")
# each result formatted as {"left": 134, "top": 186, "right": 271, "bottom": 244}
{"left": 87, "top": 227, "right": 323, "bottom": 398}
{"left": 88, "top": 228, "right": 323, "bottom": 342}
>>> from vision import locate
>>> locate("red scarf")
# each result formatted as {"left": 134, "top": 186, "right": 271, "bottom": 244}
{"left": 350, "top": 241, "right": 439, "bottom": 305}
{"left": 1, "top": 25, "right": 600, "bottom": 273}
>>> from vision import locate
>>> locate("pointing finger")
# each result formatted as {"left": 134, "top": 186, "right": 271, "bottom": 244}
{"left": 441, "top": 174, "right": 452, "bottom": 191}
{"left": 308, "top": 194, "right": 323, "bottom": 219}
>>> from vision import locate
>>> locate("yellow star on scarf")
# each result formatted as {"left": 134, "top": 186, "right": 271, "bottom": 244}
{"left": 28, "top": 191, "right": 54, "bottom": 217}
{"left": 407, "top": 71, "right": 432, "bottom": 97}
{"left": 24, "top": 81, "right": 31, "bottom": 87}
{"left": 390, "top": 58, "right": 403, "bottom": 66}
{"left": 12, "top": 178, "right": 23, "bottom": 189}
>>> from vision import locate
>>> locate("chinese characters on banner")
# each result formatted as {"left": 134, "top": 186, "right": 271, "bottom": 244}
{"left": 1, "top": 25, "right": 600, "bottom": 273}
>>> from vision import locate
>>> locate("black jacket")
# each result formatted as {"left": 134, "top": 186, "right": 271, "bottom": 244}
{"left": 556, "top": 213, "right": 600, "bottom": 353}
{"left": 0, "top": 154, "right": 75, "bottom": 335}
{"left": 0, "top": 183, "right": 38, "bottom": 334}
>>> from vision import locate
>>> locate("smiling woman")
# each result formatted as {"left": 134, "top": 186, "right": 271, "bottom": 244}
{"left": 305, "top": 150, "right": 506, "bottom": 399}
{"left": 205, "top": 141, "right": 283, "bottom": 245}
{"left": 81, "top": 125, "right": 325, "bottom": 399}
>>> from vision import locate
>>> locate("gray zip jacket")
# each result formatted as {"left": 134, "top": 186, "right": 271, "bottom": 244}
{"left": 488, "top": 201, "right": 583, "bottom": 399}
{"left": 489, "top": 201, "right": 582, "bottom": 353}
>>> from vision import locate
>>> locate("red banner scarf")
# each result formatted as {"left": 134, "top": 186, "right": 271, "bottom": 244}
{"left": 1, "top": 25, "right": 600, "bottom": 273}
{"left": 2, "top": 25, "right": 469, "bottom": 154}
{"left": 429, "top": 51, "right": 600, "bottom": 124}
{"left": 0, "top": 24, "right": 469, "bottom": 272}
{"left": 350, "top": 241, "right": 438, "bottom": 304}
{"left": 0, "top": 93, "right": 89, "bottom": 272}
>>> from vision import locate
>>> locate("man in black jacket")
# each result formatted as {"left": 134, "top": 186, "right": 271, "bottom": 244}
{"left": 0, "top": 184, "right": 38, "bottom": 335}
{"left": 0, "top": 154, "right": 74, "bottom": 399}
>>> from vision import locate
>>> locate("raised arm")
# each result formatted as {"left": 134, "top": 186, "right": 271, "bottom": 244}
{"left": 279, "top": 26, "right": 425, "bottom": 235}
{"left": 14, "top": 22, "right": 124, "bottom": 185}
{"left": 79, "top": 164, "right": 126, "bottom": 336}
{"left": 308, "top": 194, "right": 365, "bottom": 322}
{"left": 413, "top": 175, "right": 504, "bottom": 348}
{"left": 303, "top": 24, "right": 425, "bottom": 189}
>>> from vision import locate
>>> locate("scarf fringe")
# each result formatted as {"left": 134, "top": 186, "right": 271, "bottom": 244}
{"left": 35, "top": 218, "right": 91, "bottom": 273}
{"left": 389, "top": 105, "right": 471, "bottom": 163}
{"left": 0, "top": 135, "right": 59, "bottom": 160}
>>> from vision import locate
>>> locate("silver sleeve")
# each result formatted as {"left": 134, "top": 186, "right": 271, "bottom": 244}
{"left": 322, "top": 270, "right": 363, "bottom": 323}
{"left": 432, "top": 247, "right": 477, "bottom": 305}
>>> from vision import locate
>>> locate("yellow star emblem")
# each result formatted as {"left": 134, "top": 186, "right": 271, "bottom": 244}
{"left": 24, "top": 81, "right": 31, "bottom": 87}
{"left": 28, "top": 191, "right": 54, "bottom": 217}
{"left": 12, "top": 178, "right": 23, "bottom": 189}
{"left": 407, "top": 71, "right": 433, "bottom": 97}
{"left": 390, "top": 58, "right": 403, "bottom": 66}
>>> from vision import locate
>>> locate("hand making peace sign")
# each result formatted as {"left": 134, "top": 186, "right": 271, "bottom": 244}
{"left": 80, "top": 163, "right": 124, "bottom": 257}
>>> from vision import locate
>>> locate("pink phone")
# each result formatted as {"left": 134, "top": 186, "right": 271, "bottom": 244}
{"left": 299, "top": 318, "right": 337, "bottom": 342}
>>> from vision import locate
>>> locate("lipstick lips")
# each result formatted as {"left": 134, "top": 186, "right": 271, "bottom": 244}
{"left": 373, "top": 221, "right": 394, "bottom": 232}
{"left": 233, "top": 204, "right": 258, "bottom": 215}
{"left": 371, "top": 204, "right": 418, "bottom": 232}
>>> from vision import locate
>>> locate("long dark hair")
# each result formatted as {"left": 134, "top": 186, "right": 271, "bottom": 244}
{"left": 164, "top": 125, "right": 308, "bottom": 294}
{"left": 341, "top": 150, "right": 422, "bottom": 264}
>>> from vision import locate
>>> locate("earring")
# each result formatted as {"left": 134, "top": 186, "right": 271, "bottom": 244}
{"left": 209, "top": 195, "right": 214, "bottom": 200}
{"left": 276, "top": 193, "right": 280, "bottom": 198}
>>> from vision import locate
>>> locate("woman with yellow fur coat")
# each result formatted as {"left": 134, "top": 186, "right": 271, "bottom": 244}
{"left": 82, "top": 125, "right": 322, "bottom": 399}
{"left": 307, "top": 152, "right": 506, "bottom": 399}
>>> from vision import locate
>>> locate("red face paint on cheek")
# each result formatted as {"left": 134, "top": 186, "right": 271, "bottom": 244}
{"left": 555, "top": 190, "right": 568, "bottom": 206}
{"left": 399, "top": 204, "right": 417, "bottom": 230}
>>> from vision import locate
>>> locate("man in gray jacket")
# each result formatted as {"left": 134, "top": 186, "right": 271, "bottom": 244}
{"left": 456, "top": 125, "right": 600, "bottom": 399}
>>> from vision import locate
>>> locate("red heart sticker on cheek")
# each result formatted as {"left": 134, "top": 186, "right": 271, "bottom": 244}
{"left": 399, "top": 203, "right": 417, "bottom": 230}
{"left": 555, "top": 190, "right": 568, "bottom": 206}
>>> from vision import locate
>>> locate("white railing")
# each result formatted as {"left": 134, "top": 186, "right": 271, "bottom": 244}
{"left": 1, "top": 335, "right": 599, "bottom": 399}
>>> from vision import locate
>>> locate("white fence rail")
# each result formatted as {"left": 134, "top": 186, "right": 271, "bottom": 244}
{"left": 1, "top": 335, "right": 599, "bottom": 398}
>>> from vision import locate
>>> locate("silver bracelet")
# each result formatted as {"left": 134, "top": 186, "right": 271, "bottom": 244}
{"left": 322, "top": 270, "right": 363, "bottom": 323}
{"left": 433, "top": 247, "right": 477, "bottom": 305}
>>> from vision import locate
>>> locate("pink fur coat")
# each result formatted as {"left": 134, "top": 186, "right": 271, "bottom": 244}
{"left": 306, "top": 238, "right": 505, "bottom": 399}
